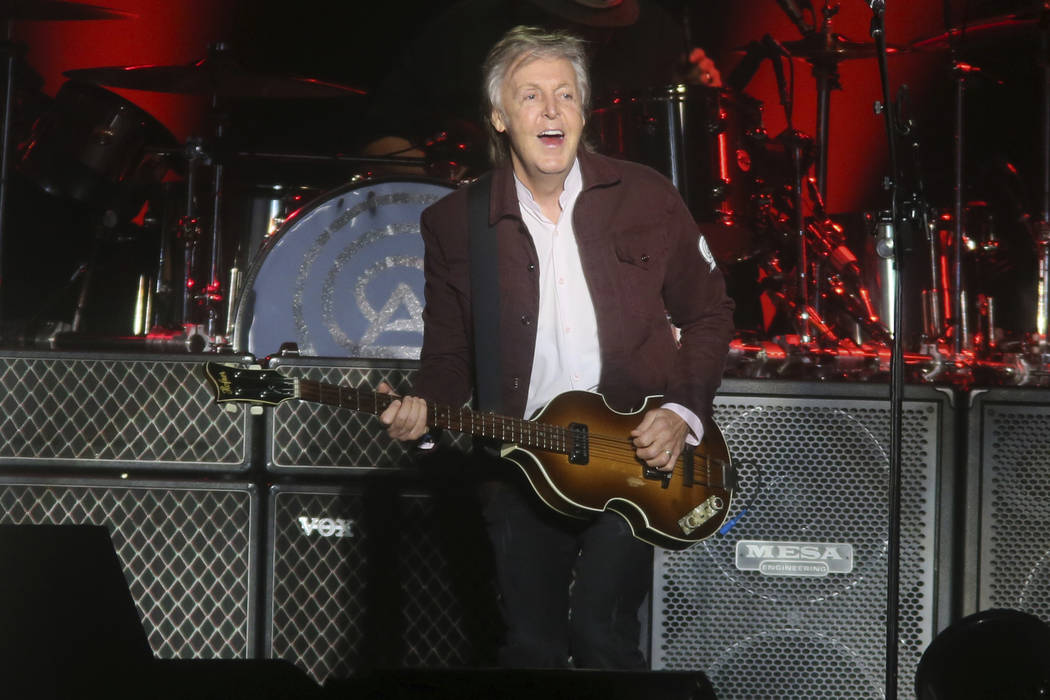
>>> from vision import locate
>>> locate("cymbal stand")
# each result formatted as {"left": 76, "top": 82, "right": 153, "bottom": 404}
{"left": 206, "top": 92, "right": 228, "bottom": 344}
{"left": 812, "top": 1, "right": 842, "bottom": 203}
{"left": 1036, "top": 1, "right": 1050, "bottom": 348}
{"left": 950, "top": 59, "right": 970, "bottom": 355}
{"left": 0, "top": 21, "right": 17, "bottom": 326}
{"left": 178, "top": 138, "right": 205, "bottom": 329}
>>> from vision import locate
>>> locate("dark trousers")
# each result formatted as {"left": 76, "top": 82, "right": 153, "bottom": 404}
{"left": 479, "top": 477, "right": 653, "bottom": 670}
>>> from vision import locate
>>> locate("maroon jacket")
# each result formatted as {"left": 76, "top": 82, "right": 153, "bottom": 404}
{"left": 411, "top": 149, "right": 735, "bottom": 424}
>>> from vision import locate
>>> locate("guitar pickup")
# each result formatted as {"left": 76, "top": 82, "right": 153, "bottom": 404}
{"left": 567, "top": 422, "right": 589, "bottom": 464}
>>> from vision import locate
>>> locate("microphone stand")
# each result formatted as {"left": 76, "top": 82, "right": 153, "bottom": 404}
{"left": 867, "top": 1, "right": 906, "bottom": 698}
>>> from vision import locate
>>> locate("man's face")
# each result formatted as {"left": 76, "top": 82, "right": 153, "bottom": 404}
{"left": 491, "top": 55, "right": 585, "bottom": 188}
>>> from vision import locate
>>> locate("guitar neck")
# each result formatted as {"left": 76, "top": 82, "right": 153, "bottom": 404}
{"left": 296, "top": 379, "right": 571, "bottom": 453}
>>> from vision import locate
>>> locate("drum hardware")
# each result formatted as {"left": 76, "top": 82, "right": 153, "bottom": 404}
{"left": 589, "top": 84, "right": 767, "bottom": 241}
{"left": 1036, "top": 3, "right": 1050, "bottom": 348}
{"left": 910, "top": 10, "right": 1041, "bottom": 53}
{"left": 62, "top": 47, "right": 366, "bottom": 100}
{"left": 62, "top": 42, "right": 370, "bottom": 350}
{"left": 771, "top": 1, "right": 908, "bottom": 204}
{"left": 0, "top": 3, "right": 133, "bottom": 327}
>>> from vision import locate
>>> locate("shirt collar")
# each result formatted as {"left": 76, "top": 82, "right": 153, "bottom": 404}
{"left": 513, "top": 159, "right": 583, "bottom": 224}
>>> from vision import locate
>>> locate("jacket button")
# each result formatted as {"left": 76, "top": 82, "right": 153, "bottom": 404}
{"left": 512, "top": 377, "right": 520, "bottom": 390}
{"left": 520, "top": 314, "right": 531, "bottom": 326}
{"left": 528, "top": 263, "right": 536, "bottom": 271}
{"left": 640, "top": 254, "right": 650, "bottom": 263}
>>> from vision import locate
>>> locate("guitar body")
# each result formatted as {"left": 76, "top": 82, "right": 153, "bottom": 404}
{"left": 502, "top": 391, "right": 734, "bottom": 550}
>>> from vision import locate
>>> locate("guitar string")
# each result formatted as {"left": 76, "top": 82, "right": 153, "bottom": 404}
{"left": 299, "top": 381, "right": 725, "bottom": 486}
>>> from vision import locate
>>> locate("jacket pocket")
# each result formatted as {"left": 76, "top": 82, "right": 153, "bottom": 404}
{"left": 614, "top": 227, "right": 666, "bottom": 270}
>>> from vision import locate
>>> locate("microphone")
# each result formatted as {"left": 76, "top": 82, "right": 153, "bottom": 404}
{"left": 775, "top": 0, "right": 813, "bottom": 35}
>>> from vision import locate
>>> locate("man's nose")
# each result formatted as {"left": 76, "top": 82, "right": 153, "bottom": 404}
{"left": 542, "top": 94, "right": 559, "bottom": 119}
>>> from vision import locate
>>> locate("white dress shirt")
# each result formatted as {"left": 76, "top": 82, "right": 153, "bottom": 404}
{"left": 514, "top": 160, "right": 704, "bottom": 444}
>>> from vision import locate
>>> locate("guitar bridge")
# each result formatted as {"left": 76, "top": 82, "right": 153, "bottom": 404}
{"left": 678, "top": 495, "right": 724, "bottom": 536}
{"left": 567, "top": 422, "right": 589, "bottom": 464}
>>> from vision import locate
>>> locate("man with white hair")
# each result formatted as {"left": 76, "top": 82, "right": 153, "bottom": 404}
{"left": 379, "top": 25, "right": 734, "bottom": 669}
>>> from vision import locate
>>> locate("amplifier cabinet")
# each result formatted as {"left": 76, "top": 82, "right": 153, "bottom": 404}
{"left": 0, "top": 475, "right": 259, "bottom": 659}
{"left": 264, "top": 357, "right": 419, "bottom": 474}
{"left": 651, "top": 380, "right": 956, "bottom": 700}
{"left": 265, "top": 479, "right": 499, "bottom": 684}
{"left": 0, "top": 351, "right": 253, "bottom": 473}
{"left": 264, "top": 357, "right": 473, "bottom": 474}
{"left": 964, "top": 387, "right": 1050, "bottom": 618}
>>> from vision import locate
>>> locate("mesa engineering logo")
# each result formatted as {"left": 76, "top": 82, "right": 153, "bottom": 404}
{"left": 298, "top": 516, "right": 356, "bottom": 538}
{"left": 735, "top": 540, "right": 854, "bottom": 577}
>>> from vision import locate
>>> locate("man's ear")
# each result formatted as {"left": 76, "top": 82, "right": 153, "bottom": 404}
{"left": 491, "top": 109, "right": 506, "bottom": 133}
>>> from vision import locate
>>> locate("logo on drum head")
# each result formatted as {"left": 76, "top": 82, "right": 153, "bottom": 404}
{"left": 698, "top": 235, "right": 716, "bottom": 271}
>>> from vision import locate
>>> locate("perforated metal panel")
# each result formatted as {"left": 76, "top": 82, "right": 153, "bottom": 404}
{"left": 0, "top": 351, "right": 252, "bottom": 472}
{"left": 265, "top": 357, "right": 470, "bottom": 474}
{"left": 0, "top": 475, "right": 257, "bottom": 659}
{"left": 652, "top": 381, "right": 954, "bottom": 700}
{"left": 266, "top": 481, "right": 499, "bottom": 684}
{"left": 966, "top": 388, "right": 1050, "bottom": 620}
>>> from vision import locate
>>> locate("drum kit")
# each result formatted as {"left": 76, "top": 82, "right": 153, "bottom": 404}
{"left": 3, "top": 0, "right": 1050, "bottom": 388}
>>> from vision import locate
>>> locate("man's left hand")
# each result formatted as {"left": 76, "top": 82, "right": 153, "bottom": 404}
{"left": 630, "top": 408, "right": 690, "bottom": 472}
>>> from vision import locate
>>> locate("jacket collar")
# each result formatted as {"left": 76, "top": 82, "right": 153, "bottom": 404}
{"left": 487, "top": 148, "right": 622, "bottom": 225}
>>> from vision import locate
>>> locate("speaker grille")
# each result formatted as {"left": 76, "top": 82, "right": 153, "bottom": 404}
{"left": 0, "top": 476, "right": 257, "bottom": 658}
{"left": 267, "top": 481, "right": 498, "bottom": 684}
{"left": 653, "top": 384, "right": 947, "bottom": 699}
{"left": 972, "top": 391, "right": 1050, "bottom": 616}
{"left": 0, "top": 352, "right": 251, "bottom": 471}
{"left": 266, "top": 358, "right": 470, "bottom": 473}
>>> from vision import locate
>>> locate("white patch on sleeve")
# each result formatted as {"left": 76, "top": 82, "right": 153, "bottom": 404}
{"left": 698, "top": 234, "right": 716, "bottom": 271}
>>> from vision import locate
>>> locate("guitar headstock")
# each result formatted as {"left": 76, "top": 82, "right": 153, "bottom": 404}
{"left": 202, "top": 362, "right": 297, "bottom": 407}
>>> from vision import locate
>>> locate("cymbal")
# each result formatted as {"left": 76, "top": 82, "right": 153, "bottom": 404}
{"left": 0, "top": 0, "right": 134, "bottom": 21}
{"left": 781, "top": 33, "right": 908, "bottom": 62}
{"left": 64, "top": 57, "right": 366, "bottom": 99}
{"left": 911, "top": 13, "right": 1039, "bottom": 52}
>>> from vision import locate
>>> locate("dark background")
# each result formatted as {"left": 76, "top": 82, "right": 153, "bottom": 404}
{"left": 3, "top": 0, "right": 1043, "bottom": 338}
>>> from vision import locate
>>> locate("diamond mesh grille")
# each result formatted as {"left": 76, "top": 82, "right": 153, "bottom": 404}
{"left": 267, "top": 483, "right": 498, "bottom": 684}
{"left": 267, "top": 359, "right": 471, "bottom": 473}
{"left": 976, "top": 398, "right": 1050, "bottom": 616}
{"left": 0, "top": 476, "right": 256, "bottom": 659}
{"left": 653, "top": 393, "right": 942, "bottom": 699}
{"left": 0, "top": 353, "right": 250, "bottom": 471}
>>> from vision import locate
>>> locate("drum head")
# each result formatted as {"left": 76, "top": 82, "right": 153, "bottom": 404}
{"left": 233, "top": 178, "right": 455, "bottom": 359}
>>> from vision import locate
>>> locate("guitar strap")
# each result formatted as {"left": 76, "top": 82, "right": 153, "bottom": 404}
{"left": 468, "top": 172, "right": 502, "bottom": 414}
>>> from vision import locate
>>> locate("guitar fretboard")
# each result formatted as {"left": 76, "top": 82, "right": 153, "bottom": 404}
{"left": 296, "top": 379, "right": 572, "bottom": 454}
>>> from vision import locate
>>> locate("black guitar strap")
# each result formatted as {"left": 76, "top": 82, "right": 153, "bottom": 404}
{"left": 468, "top": 172, "right": 502, "bottom": 414}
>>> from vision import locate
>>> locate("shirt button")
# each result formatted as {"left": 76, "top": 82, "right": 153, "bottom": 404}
{"left": 558, "top": 277, "right": 565, "bottom": 285}
{"left": 521, "top": 314, "right": 531, "bottom": 326}
{"left": 640, "top": 254, "right": 650, "bottom": 263}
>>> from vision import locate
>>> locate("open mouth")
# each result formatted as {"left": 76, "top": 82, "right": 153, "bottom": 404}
{"left": 538, "top": 129, "right": 564, "bottom": 146}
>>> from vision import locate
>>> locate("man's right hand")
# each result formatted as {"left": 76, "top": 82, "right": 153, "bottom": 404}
{"left": 377, "top": 382, "right": 430, "bottom": 441}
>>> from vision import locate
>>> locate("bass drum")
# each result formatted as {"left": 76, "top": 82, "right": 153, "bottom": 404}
{"left": 232, "top": 178, "right": 455, "bottom": 359}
